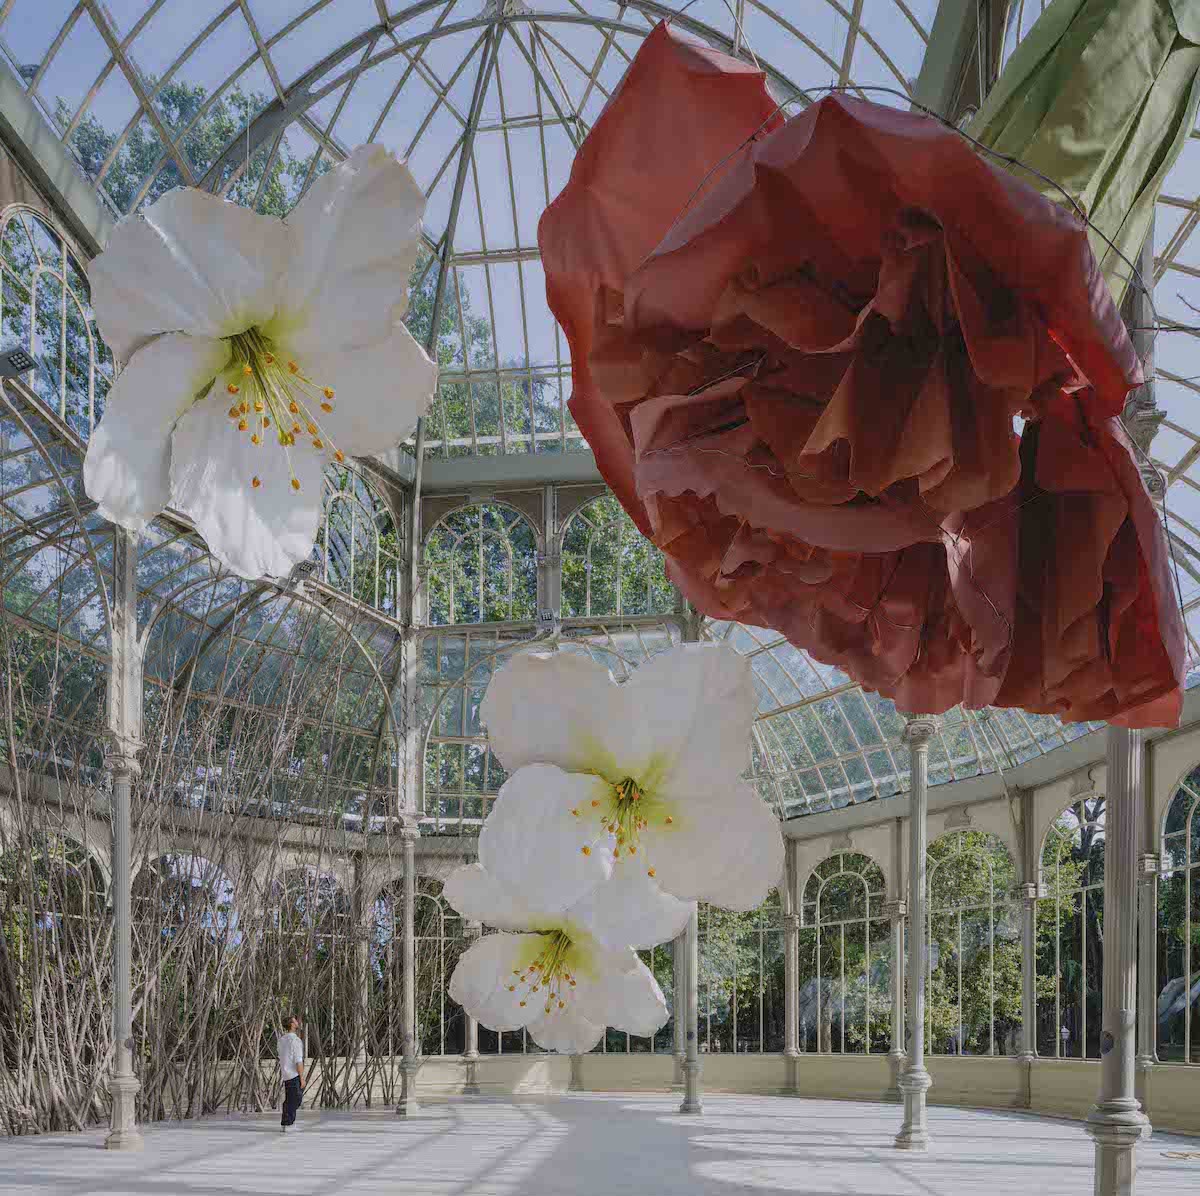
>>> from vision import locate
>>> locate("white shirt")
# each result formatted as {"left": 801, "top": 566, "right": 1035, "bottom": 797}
{"left": 278, "top": 1031, "right": 304, "bottom": 1081}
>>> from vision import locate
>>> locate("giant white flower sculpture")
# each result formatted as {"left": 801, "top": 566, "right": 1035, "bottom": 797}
{"left": 83, "top": 145, "right": 436, "bottom": 581}
{"left": 479, "top": 643, "right": 783, "bottom": 911}
{"left": 445, "top": 763, "right": 691, "bottom": 1054}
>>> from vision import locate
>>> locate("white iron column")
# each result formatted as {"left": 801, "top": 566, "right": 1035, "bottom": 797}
{"left": 396, "top": 827, "right": 421, "bottom": 1116}
{"left": 885, "top": 898, "right": 907, "bottom": 1101}
{"left": 783, "top": 838, "right": 800, "bottom": 1092}
{"left": 679, "top": 905, "right": 702, "bottom": 1114}
{"left": 106, "top": 751, "right": 142, "bottom": 1150}
{"left": 1018, "top": 882, "right": 1039, "bottom": 1067}
{"left": 895, "top": 715, "right": 936, "bottom": 1151}
{"left": 106, "top": 529, "right": 143, "bottom": 1151}
{"left": 673, "top": 931, "right": 686, "bottom": 1087}
{"left": 783, "top": 909, "right": 800, "bottom": 1092}
{"left": 1086, "top": 728, "right": 1149, "bottom": 1193}
{"left": 1135, "top": 854, "right": 1159, "bottom": 1091}
{"left": 463, "top": 920, "right": 481, "bottom": 1095}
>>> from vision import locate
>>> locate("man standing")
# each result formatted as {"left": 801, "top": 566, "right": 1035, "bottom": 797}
{"left": 278, "top": 1015, "right": 305, "bottom": 1132}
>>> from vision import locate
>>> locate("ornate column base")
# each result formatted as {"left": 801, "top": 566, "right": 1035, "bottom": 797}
{"left": 679, "top": 1060, "right": 703, "bottom": 1115}
{"left": 784, "top": 1049, "right": 800, "bottom": 1096}
{"left": 463, "top": 1052, "right": 480, "bottom": 1096}
{"left": 568, "top": 1054, "right": 585, "bottom": 1093}
{"left": 396, "top": 1058, "right": 420, "bottom": 1117}
{"left": 672, "top": 1052, "right": 685, "bottom": 1090}
{"left": 1015, "top": 1052, "right": 1035, "bottom": 1111}
{"left": 1086, "top": 1107, "right": 1148, "bottom": 1196}
{"left": 885, "top": 1050, "right": 906, "bottom": 1103}
{"left": 105, "top": 1074, "right": 143, "bottom": 1151}
{"left": 894, "top": 1066, "right": 932, "bottom": 1151}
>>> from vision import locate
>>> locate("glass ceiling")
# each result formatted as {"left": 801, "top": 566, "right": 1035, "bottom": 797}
{"left": 0, "top": 0, "right": 939, "bottom": 457}
{"left": 4, "top": 1, "right": 1200, "bottom": 822}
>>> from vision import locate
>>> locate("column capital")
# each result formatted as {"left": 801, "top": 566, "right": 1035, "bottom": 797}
{"left": 464, "top": 920, "right": 483, "bottom": 941}
{"left": 901, "top": 716, "right": 938, "bottom": 747}
{"left": 782, "top": 912, "right": 801, "bottom": 932}
{"left": 1017, "top": 882, "right": 1040, "bottom": 902}
{"left": 1137, "top": 853, "right": 1161, "bottom": 879}
{"left": 105, "top": 744, "right": 143, "bottom": 779}
{"left": 883, "top": 899, "right": 908, "bottom": 921}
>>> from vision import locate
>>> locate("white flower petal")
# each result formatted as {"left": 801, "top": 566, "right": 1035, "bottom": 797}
{"left": 442, "top": 863, "right": 533, "bottom": 932}
{"left": 479, "top": 765, "right": 614, "bottom": 918}
{"left": 297, "top": 324, "right": 436, "bottom": 457}
{"left": 279, "top": 146, "right": 426, "bottom": 350}
{"left": 448, "top": 932, "right": 543, "bottom": 1032}
{"left": 526, "top": 1004, "right": 605, "bottom": 1055}
{"left": 480, "top": 649, "right": 632, "bottom": 777}
{"left": 83, "top": 333, "right": 229, "bottom": 532}
{"left": 621, "top": 643, "right": 757, "bottom": 796}
{"left": 568, "top": 868, "right": 692, "bottom": 950}
{"left": 573, "top": 950, "right": 668, "bottom": 1039}
{"left": 643, "top": 781, "right": 783, "bottom": 911}
{"left": 90, "top": 189, "right": 287, "bottom": 362}
{"left": 169, "top": 396, "right": 327, "bottom": 580}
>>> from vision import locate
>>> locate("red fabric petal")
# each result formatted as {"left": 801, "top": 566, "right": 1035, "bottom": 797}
{"left": 538, "top": 21, "right": 1183, "bottom": 727}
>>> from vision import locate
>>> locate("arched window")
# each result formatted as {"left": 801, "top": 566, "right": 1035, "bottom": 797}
{"left": 798, "top": 852, "right": 889, "bottom": 1054}
{"left": 927, "top": 831, "right": 1021, "bottom": 1056}
{"left": 1037, "top": 796, "right": 1105, "bottom": 1058}
{"left": 269, "top": 867, "right": 356, "bottom": 1099}
{"left": 316, "top": 466, "right": 403, "bottom": 616}
{"left": 423, "top": 503, "right": 537, "bottom": 625}
{"left": 371, "top": 876, "right": 466, "bottom": 1058}
{"left": 699, "top": 890, "right": 784, "bottom": 1054}
{"left": 560, "top": 496, "right": 675, "bottom": 618}
{"left": 0, "top": 206, "right": 112, "bottom": 440}
{"left": 1159, "top": 771, "right": 1200, "bottom": 1064}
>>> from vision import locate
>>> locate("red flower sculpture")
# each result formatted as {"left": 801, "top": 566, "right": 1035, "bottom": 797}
{"left": 539, "top": 22, "right": 1185, "bottom": 727}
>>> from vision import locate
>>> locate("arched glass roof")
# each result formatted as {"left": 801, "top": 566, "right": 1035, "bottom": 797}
{"left": 3, "top": 1, "right": 1199, "bottom": 825}
{"left": 0, "top": 1, "right": 938, "bottom": 456}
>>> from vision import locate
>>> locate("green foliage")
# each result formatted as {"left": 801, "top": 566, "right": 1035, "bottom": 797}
{"left": 560, "top": 496, "right": 675, "bottom": 619}
{"left": 58, "top": 82, "right": 315, "bottom": 218}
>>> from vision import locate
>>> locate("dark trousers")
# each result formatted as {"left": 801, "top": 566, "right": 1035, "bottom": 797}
{"left": 281, "top": 1076, "right": 303, "bottom": 1126}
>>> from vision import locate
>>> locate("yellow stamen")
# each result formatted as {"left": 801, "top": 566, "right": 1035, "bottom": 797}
{"left": 321, "top": 402, "right": 333, "bottom": 413}
{"left": 239, "top": 401, "right": 248, "bottom": 414}
{"left": 647, "top": 868, "right": 656, "bottom": 878}
{"left": 570, "top": 808, "right": 580, "bottom": 817}
{"left": 519, "top": 1001, "right": 526, "bottom": 1007}
{"left": 323, "top": 387, "right": 335, "bottom": 400}
{"left": 312, "top": 438, "right": 323, "bottom": 449}
{"left": 227, "top": 383, "right": 239, "bottom": 395}
{"left": 288, "top": 361, "right": 299, "bottom": 374}
{"left": 335, "top": 450, "right": 345, "bottom": 463}
{"left": 252, "top": 477, "right": 261, "bottom": 489}
{"left": 242, "top": 364, "right": 252, "bottom": 377}
{"left": 508, "top": 985, "right": 516, "bottom": 992}
{"left": 289, "top": 401, "right": 299, "bottom": 414}
{"left": 591, "top": 800, "right": 601, "bottom": 808}
{"left": 238, "top": 420, "right": 247, "bottom": 431}
{"left": 306, "top": 423, "right": 317, "bottom": 435}
{"left": 253, "top": 400, "right": 264, "bottom": 413}
{"left": 558, "top": 1001, "right": 565, "bottom": 1009}
{"left": 263, "top": 416, "right": 271, "bottom": 427}
{"left": 251, "top": 434, "right": 261, "bottom": 445}
{"left": 665, "top": 816, "right": 674, "bottom": 825}
{"left": 291, "top": 478, "right": 300, "bottom": 491}
{"left": 264, "top": 353, "right": 275, "bottom": 364}
{"left": 581, "top": 846, "right": 591, "bottom": 856}
{"left": 227, "top": 406, "right": 239, "bottom": 419}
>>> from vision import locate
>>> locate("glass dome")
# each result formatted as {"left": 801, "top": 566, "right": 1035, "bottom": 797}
{"left": 0, "top": 0, "right": 1194, "bottom": 826}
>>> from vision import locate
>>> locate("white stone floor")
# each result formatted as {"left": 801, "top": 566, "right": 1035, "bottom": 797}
{"left": 2, "top": 1095, "right": 1199, "bottom": 1196}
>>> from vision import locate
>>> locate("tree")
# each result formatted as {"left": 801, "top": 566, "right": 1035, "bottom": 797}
{"left": 59, "top": 81, "right": 316, "bottom": 218}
